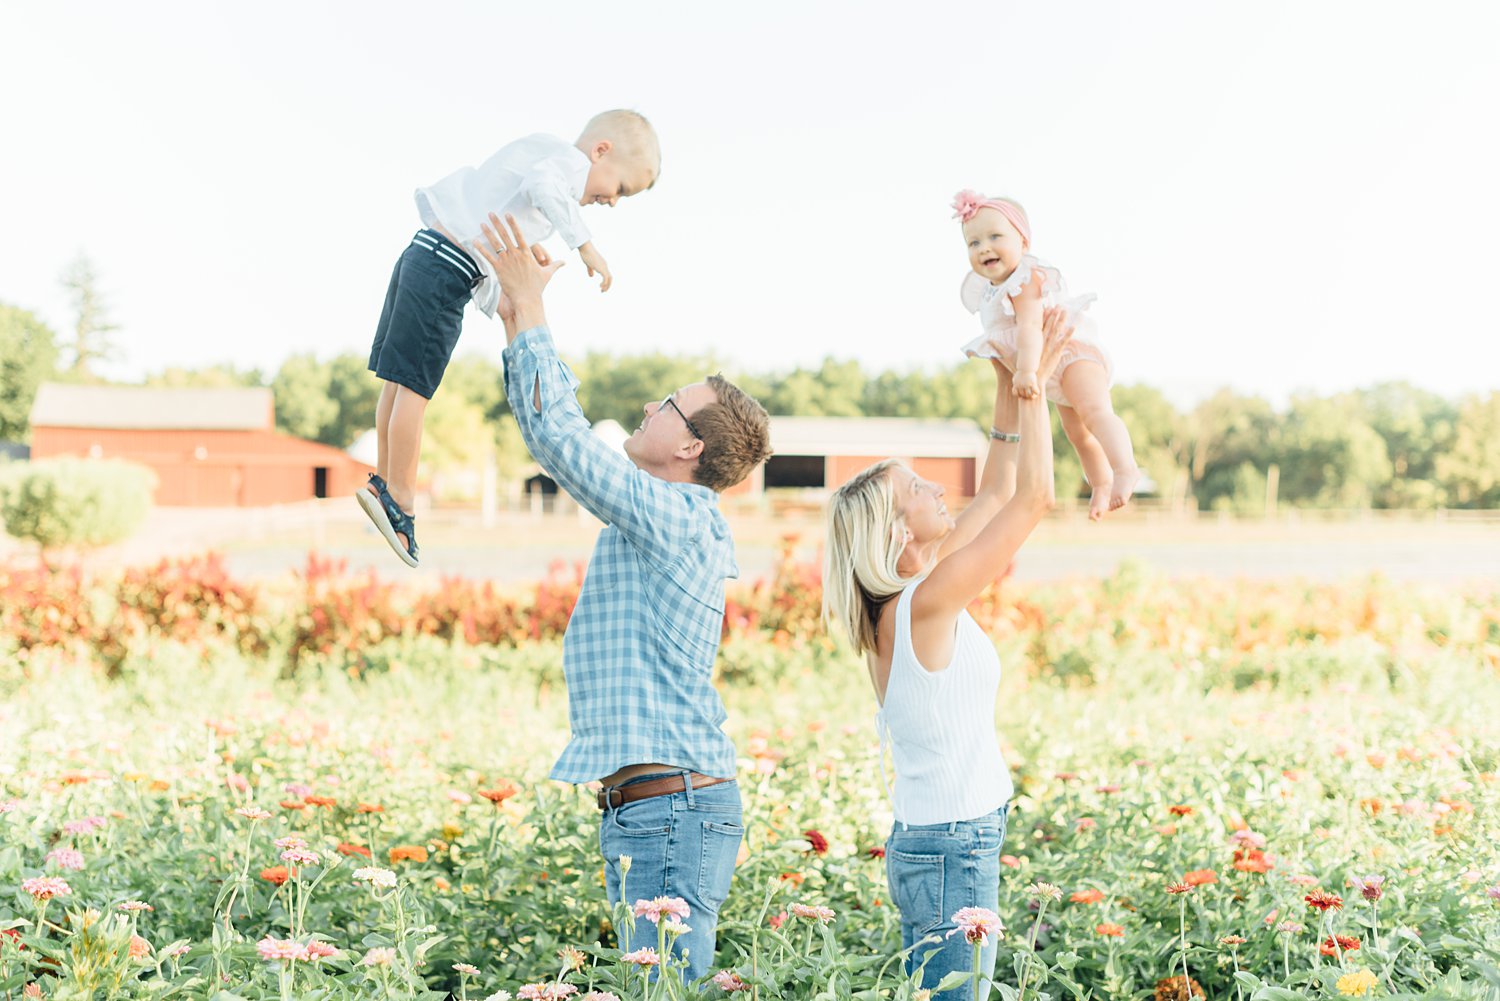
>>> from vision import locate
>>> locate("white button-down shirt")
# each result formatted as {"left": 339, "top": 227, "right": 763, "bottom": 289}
{"left": 414, "top": 133, "right": 592, "bottom": 318}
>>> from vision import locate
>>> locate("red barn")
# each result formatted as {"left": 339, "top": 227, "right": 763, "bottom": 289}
{"left": 28, "top": 383, "right": 372, "bottom": 506}
{"left": 723, "top": 416, "right": 987, "bottom": 501}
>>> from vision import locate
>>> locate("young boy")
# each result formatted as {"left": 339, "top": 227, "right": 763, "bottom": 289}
{"left": 359, "top": 110, "right": 661, "bottom": 566}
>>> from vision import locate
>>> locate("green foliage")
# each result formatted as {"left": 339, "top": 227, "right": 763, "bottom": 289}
{"left": 0, "top": 457, "right": 155, "bottom": 551}
{"left": 0, "top": 302, "right": 61, "bottom": 442}
{"left": 1438, "top": 391, "right": 1500, "bottom": 508}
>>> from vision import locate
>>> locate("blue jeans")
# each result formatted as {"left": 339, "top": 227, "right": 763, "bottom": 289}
{"left": 886, "top": 807, "right": 1007, "bottom": 1001}
{"left": 599, "top": 773, "right": 743, "bottom": 983}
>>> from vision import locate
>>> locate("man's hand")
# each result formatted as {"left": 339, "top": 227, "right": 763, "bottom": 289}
{"left": 578, "top": 242, "right": 612, "bottom": 292}
{"left": 473, "top": 213, "right": 564, "bottom": 336}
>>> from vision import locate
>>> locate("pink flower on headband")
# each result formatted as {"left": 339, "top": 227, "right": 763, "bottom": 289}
{"left": 951, "top": 189, "right": 1031, "bottom": 247}
{"left": 951, "top": 189, "right": 988, "bottom": 222}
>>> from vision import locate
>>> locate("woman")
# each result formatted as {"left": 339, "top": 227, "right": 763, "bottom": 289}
{"left": 822, "top": 309, "right": 1074, "bottom": 999}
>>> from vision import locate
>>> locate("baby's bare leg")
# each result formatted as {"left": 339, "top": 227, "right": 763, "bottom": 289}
{"left": 1059, "top": 361, "right": 1139, "bottom": 511}
{"left": 372, "top": 380, "right": 397, "bottom": 493}
{"left": 1058, "top": 404, "right": 1114, "bottom": 521}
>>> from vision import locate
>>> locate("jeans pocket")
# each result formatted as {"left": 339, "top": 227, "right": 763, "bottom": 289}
{"left": 887, "top": 849, "right": 945, "bottom": 935}
{"left": 608, "top": 800, "right": 672, "bottom": 838}
{"left": 698, "top": 820, "right": 743, "bottom": 910}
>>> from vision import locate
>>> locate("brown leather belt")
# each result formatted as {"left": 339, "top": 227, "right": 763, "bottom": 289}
{"left": 597, "top": 772, "right": 733, "bottom": 810}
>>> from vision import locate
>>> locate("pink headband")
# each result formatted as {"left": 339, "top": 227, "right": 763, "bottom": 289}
{"left": 951, "top": 189, "right": 1030, "bottom": 247}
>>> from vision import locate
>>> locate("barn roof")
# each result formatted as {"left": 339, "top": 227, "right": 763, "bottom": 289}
{"left": 768, "top": 416, "right": 986, "bottom": 459}
{"left": 29, "top": 382, "right": 274, "bottom": 431}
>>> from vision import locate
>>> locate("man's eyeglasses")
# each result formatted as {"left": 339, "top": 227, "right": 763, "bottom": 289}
{"left": 660, "top": 395, "right": 702, "bottom": 440}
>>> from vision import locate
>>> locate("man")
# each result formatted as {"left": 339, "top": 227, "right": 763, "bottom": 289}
{"left": 474, "top": 212, "right": 772, "bottom": 981}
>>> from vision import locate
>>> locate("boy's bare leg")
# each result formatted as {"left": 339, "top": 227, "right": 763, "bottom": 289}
{"left": 1058, "top": 404, "right": 1114, "bottom": 521}
{"left": 1060, "top": 361, "right": 1139, "bottom": 512}
{"left": 379, "top": 384, "right": 429, "bottom": 551}
{"left": 370, "top": 381, "right": 398, "bottom": 493}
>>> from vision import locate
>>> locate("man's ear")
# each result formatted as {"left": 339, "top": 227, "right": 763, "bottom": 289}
{"left": 591, "top": 139, "right": 613, "bottom": 161}
{"left": 680, "top": 438, "right": 705, "bottom": 462}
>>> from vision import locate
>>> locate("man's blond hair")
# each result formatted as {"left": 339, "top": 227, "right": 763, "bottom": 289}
{"left": 578, "top": 109, "right": 661, "bottom": 181}
{"left": 691, "top": 374, "right": 771, "bottom": 494}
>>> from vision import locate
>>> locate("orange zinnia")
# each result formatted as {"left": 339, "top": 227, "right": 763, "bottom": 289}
{"left": 259, "top": 866, "right": 290, "bottom": 886}
{"left": 304, "top": 795, "right": 337, "bottom": 808}
{"left": 279, "top": 800, "right": 306, "bottom": 811}
{"left": 1095, "top": 923, "right": 1124, "bottom": 937}
{"left": 336, "top": 843, "right": 372, "bottom": 858}
{"left": 389, "top": 845, "right": 429, "bottom": 864}
{"left": 479, "top": 782, "right": 519, "bottom": 805}
{"left": 1184, "top": 869, "right": 1218, "bottom": 887}
{"left": 356, "top": 802, "right": 386, "bottom": 814}
{"left": 1070, "top": 889, "right": 1106, "bottom": 905}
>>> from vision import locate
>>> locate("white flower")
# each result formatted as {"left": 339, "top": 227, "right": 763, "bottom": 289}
{"left": 352, "top": 866, "right": 398, "bottom": 889}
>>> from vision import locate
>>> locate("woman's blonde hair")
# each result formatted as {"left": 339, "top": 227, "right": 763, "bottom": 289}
{"left": 821, "top": 459, "right": 923, "bottom": 656}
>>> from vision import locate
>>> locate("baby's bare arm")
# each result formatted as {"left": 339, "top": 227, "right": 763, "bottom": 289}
{"left": 1010, "top": 273, "right": 1045, "bottom": 398}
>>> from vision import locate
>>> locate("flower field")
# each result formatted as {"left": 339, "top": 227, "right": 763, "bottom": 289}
{"left": 1, "top": 549, "right": 1498, "bottom": 1000}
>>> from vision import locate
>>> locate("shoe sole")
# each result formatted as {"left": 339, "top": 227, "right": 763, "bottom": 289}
{"left": 356, "top": 488, "right": 419, "bottom": 568}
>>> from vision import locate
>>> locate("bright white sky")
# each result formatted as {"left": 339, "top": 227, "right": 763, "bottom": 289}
{"left": 2, "top": 1, "right": 1497, "bottom": 408}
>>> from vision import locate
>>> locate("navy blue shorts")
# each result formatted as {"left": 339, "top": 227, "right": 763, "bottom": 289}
{"left": 367, "top": 229, "right": 483, "bottom": 399}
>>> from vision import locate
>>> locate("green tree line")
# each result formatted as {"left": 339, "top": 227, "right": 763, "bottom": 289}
{"left": 3, "top": 300, "right": 1497, "bottom": 509}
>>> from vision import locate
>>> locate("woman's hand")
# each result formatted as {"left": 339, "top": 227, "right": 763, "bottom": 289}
{"left": 1033, "top": 307, "right": 1077, "bottom": 386}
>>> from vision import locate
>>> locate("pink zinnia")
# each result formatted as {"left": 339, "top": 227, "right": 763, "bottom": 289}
{"left": 621, "top": 947, "right": 660, "bottom": 967}
{"left": 1486, "top": 885, "right": 1500, "bottom": 905}
{"left": 46, "top": 848, "right": 85, "bottom": 871}
{"left": 256, "top": 936, "right": 303, "bottom": 962}
{"left": 453, "top": 963, "right": 481, "bottom": 976}
{"left": 117, "top": 901, "right": 154, "bottom": 913}
{"left": 61, "top": 816, "right": 106, "bottom": 836}
{"left": 235, "top": 806, "right": 272, "bottom": 821}
{"left": 1229, "top": 830, "right": 1267, "bottom": 849}
{"left": 946, "top": 906, "right": 1003, "bottom": 945}
{"left": 788, "top": 902, "right": 836, "bottom": 923}
{"left": 128, "top": 935, "right": 152, "bottom": 959}
{"left": 284, "top": 783, "right": 313, "bottom": 798}
{"left": 713, "top": 970, "right": 750, "bottom": 993}
{"left": 519, "top": 986, "right": 579, "bottom": 1000}
{"left": 281, "top": 847, "right": 321, "bottom": 866}
{"left": 632, "top": 896, "right": 690, "bottom": 924}
{"left": 21, "top": 877, "right": 72, "bottom": 901}
{"left": 274, "top": 835, "right": 307, "bottom": 850}
{"left": 580, "top": 992, "right": 621, "bottom": 1001}
{"left": 301, "top": 940, "right": 338, "bottom": 961}
{"left": 1350, "top": 875, "right": 1385, "bottom": 901}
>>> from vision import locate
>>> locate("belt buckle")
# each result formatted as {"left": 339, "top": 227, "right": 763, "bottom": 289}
{"left": 597, "top": 787, "right": 623, "bottom": 810}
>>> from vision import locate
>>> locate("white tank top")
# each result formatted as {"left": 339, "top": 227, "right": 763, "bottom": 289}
{"left": 876, "top": 580, "right": 1013, "bottom": 825}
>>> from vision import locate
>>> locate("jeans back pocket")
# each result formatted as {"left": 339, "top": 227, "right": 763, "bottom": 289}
{"left": 887, "top": 848, "right": 945, "bottom": 935}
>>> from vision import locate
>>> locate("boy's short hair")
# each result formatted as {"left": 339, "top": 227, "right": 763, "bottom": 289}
{"left": 692, "top": 374, "right": 772, "bottom": 493}
{"left": 579, "top": 109, "right": 661, "bottom": 180}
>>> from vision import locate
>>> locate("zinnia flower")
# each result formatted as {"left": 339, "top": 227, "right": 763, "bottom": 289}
{"left": 273, "top": 836, "right": 307, "bottom": 850}
{"left": 337, "top": 842, "right": 372, "bottom": 858}
{"left": 788, "top": 902, "right": 836, "bottom": 923}
{"left": 361, "top": 947, "right": 396, "bottom": 966}
{"left": 713, "top": 970, "right": 750, "bottom": 992}
{"left": 946, "top": 907, "right": 1003, "bottom": 945}
{"left": 45, "top": 848, "right": 85, "bottom": 871}
{"left": 557, "top": 945, "right": 586, "bottom": 971}
{"left": 1153, "top": 975, "right": 1204, "bottom": 1000}
{"left": 1168, "top": 805, "right": 1194, "bottom": 816}
{"left": 1305, "top": 890, "right": 1344, "bottom": 912}
{"left": 632, "top": 896, "right": 690, "bottom": 924}
{"left": 259, "top": 866, "right": 289, "bottom": 886}
{"left": 454, "top": 963, "right": 481, "bottom": 976}
{"left": 518, "top": 987, "right": 578, "bottom": 1000}
{"left": 302, "top": 940, "right": 338, "bottom": 961}
{"left": 1320, "top": 934, "right": 1361, "bottom": 956}
{"left": 352, "top": 866, "right": 398, "bottom": 889}
{"left": 1336, "top": 970, "right": 1378, "bottom": 996}
{"left": 1026, "top": 882, "right": 1063, "bottom": 902}
{"left": 235, "top": 806, "right": 272, "bottom": 821}
{"left": 1184, "top": 869, "right": 1218, "bottom": 887}
{"left": 621, "top": 947, "right": 660, "bottom": 967}
{"left": 1165, "top": 882, "right": 1193, "bottom": 895}
{"left": 21, "top": 877, "right": 71, "bottom": 901}
{"left": 256, "top": 936, "right": 303, "bottom": 962}
{"left": 1069, "top": 889, "right": 1106, "bottom": 905}
{"left": 389, "top": 845, "right": 429, "bottom": 864}
{"left": 1350, "top": 875, "right": 1385, "bottom": 901}
{"left": 1220, "top": 935, "right": 1246, "bottom": 946}
{"left": 479, "top": 782, "right": 519, "bottom": 804}
{"left": 280, "top": 847, "right": 321, "bottom": 866}
{"left": 802, "top": 829, "right": 829, "bottom": 855}
{"left": 117, "top": 901, "right": 154, "bottom": 913}
{"left": 128, "top": 935, "right": 152, "bottom": 959}
{"left": 1095, "top": 923, "right": 1124, "bottom": 937}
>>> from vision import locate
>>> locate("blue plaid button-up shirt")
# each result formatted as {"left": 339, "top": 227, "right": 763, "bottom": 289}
{"left": 503, "top": 326, "right": 739, "bottom": 784}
